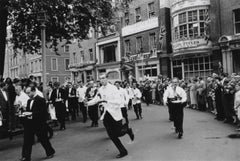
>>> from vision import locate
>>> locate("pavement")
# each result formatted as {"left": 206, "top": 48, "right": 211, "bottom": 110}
{"left": 1, "top": 104, "right": 240, "bottom": 161}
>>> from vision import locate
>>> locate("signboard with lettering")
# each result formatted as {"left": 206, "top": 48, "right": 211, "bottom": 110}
{"left": 172, "top": 38, "right": 211, "bottom": 52}
{"left": 125, "top": 51, "right": 157, "bottom": 62}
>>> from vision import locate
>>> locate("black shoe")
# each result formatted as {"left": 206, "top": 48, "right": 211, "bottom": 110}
{"left": 116, "top": 151, "right": 128, "bottom": 158}
{"left": 46, "top": 153, "right": 54, "bottom": 159}
{"left": 19, "top": 157, "right": 31, "bottom": 161}
{"left": 128, "top": 128, "right": 134, "bottom": 141}
{"left": 178, "top": 132, "right": 183, "bottom": 139}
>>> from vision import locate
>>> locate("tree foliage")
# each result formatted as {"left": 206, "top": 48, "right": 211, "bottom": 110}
{"left": 8, "top": 0, "right": 116, "bottom": 54}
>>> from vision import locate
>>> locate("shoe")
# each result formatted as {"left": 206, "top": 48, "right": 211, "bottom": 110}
{"left": 178, "top": 132, "right": 183, "bottom": 139}
{"left": 46, "top": 153, "right": 54, "bottom": 159}
{"left": 116, "top": 151, "right": 128, "bottom": 158}
{"left": 19, "top": 157, "right": 31, "bottom": 161}
{"left": 140, "top": 115, "right": 143, "bottom": 119}
{"left": 128, "top": 128, "right": 134, "bottom": 141}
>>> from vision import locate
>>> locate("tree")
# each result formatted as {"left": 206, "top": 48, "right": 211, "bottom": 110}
{"left": 0, "top": 0, "right": 117, "bottom": 77}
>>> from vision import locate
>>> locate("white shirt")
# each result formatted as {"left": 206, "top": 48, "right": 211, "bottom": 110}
{"left": 76, "top": 86, "right": 87, "bottom": 102}
{"left": 36, "top": 89, "right": 44, "bottom": 98}
{"left": 1, "top": 89, "right": 8, "bottom": 102}
{"left": 163, "top": 85, "right": 187, "bottom": 105}
{"left": 117, "top": 87, "right": 129, "bottom": 108}
{"left": 126, "top": 87, "right": 134, "bottom": 99}
{"left": 15, "top": 91, "right": 29, "bottom": 108}
{"left": 132, "top": 88, "right": 142, "bottom": 105}
{"left": 87, "top": 83, "right": 122, "bottom": 121}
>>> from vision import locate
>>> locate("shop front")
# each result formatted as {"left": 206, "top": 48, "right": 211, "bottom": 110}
{"left": 219, "top": 35, "right": 240, "bottom": 75}
{"left": 171, "top": 38, "right": 213, "bottom": 80}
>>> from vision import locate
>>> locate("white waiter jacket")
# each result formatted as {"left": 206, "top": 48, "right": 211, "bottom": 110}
{"left": 163, "top": 85, "right": 187, "bottom": 105}
{"left": 87, "top": 83, "right": 122, "bottom": 121}
{"left": 76, "top": 86, "right": 87, "bottom": 102}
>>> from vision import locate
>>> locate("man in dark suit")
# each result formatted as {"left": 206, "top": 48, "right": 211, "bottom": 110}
{"left": 50, "top": 82, "right": 66, "bottom": 130}
{"left": 66, "top": 82, "right": 78, "bottom": 121}
{"left": 20, "top": 86, "right": 55, "bottom": 161}
{"left": 0, "top": 82, "right": 11, "bottom": 138}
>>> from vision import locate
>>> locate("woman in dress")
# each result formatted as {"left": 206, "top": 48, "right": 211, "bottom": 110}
{"left": 190, "top": 78, "right": 198, "bottom": 109}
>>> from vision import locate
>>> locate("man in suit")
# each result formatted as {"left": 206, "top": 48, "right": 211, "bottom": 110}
{"left": 66, "top": 82, "right": 78, "bottom": 121}
{"left": 0, "top": 82, "right": 11, "bottom": 138}
{"left": 20, "top": 86, "right": 55, "bottom": 161}
{"left": 50, "top": 82, "right": 66, "bottom": 130}
{"left": 87, "top": 74, "right": 134, "bottom": 158}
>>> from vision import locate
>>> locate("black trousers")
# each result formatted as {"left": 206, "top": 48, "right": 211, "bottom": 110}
{"left": 121, "top": 107, "right": 129, "bottom": 125}
{"left": 133, "top": 103, "right": 142, "bottom": 119}
{"left": 68, "top": 98, "right": 78, "bottom": 121}
{"left": 169, "top": 103, "right": 184, "bottom": 133}
{"left": 22, "top": 123, "right": 55, "bottom": 160}
{"left": 215, "top": 93, "right": 225, "bottom": 119}
{"left": 168, "top": 104, "right": 174, "bottom": 121}
{"left": 54, "top": 102, "right": 66, "bottom": 129}
{"left": 128, "top": 99, "right": 132, "bottom": 110}
{"left": 103, "top": 112, "right": 127, "bottom": 154}
{"left": 88, "top": 105, "right": 99, "bottom": 125}
{"left": 79, "top": 102, "right": 87, "bottom": 122}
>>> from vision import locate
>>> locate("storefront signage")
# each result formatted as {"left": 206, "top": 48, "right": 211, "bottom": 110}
{"left": 171, "top": 0, "right": 210, "bottom": 14}
{"left": 172, "top": 38, "right": 209, "bottom": 52}
{"left": 125, "top": 51, "right": 157, "bottom": 62}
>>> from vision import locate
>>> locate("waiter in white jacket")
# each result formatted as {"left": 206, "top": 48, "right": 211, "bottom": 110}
{"left": 86, "top": 74, "right": 134, "bottom": 158}
{"left": 163, "top": 77, "right": 187, "bottom": 139}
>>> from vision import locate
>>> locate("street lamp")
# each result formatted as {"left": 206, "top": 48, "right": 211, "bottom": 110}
{"left": 37, "top": 10, "right": 47, "bottom": 96}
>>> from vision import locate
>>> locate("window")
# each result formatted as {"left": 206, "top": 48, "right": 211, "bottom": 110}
{"left": 179, "top": 24, "right": 187, "bottom": 38}
{"left": 179, "top": 13, "right": 187, "bottom": 24}
{"left": 234, "top": 9, "right": 240, "bottom": 34}
{"left": 139, "top": 64, "right": 157, "bottom": 78}
{"left": 136, "top": 37, "right": 143, "bottom": 53}
{"left": 135, "top": 7, "right": 141, "bottom": 22}
{"left": 125, "top": 12, "right": 130, "bottom": 26}
{"left": 183, "top": 56, "right": 213, "bottom": 80}
{"left": 188, "top": 10, "right": 198, "bottom": 22}
{"left": 125, "top": 40, "right": 131, "bottom": 54}
{"left": 51, "top": 58, "right": 58, "bottom": 71}
{"left": 89, "top": 49, "right": 94, "bottom": 61}
{"left": 148, "top": 2, "right": 155, "bottom": 18}
{"left": 30, "top": 62, "right": 33, "bottom": 73}
{"left": 103, "top": 44, "right": 116, "bottom": 63}
{"left": 39, "top": 59, "right": 42, "bottom": 71}
{"left": 51, "top": 77, "right": 59, "bottom": 83}
{"left": 173, "top": 8, "right": 209, "bottom": 41}
{"left": 72, "top": 52, "right": 77, "bottom": 64}
{"left": 80, "top": 50, "right": 84, "bottom": 62}
{"left": 149, "top": 33, "right": 157, "bottom": 49}
{"left": 64, "top": 45, "right": 70, "bottom": 53}
{"left": 65, "top": 58, "right": 70, "bottom": 71}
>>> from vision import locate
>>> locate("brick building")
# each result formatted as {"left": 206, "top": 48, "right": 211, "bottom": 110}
{"left": 69, "top": 27, "right": 97, "bottom": 83}
{"left": 212, "top": 0, "right": 240, "bottom": 75}
{"left": 122, "top": 0, "right": 171, "bottom": 81}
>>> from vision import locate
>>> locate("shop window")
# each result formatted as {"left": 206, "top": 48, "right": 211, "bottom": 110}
{"left": 107, "top": 71, "right": 119, "bottom": 79}
{"left": 234, "top": 9, "right": 240, "bottom": 34}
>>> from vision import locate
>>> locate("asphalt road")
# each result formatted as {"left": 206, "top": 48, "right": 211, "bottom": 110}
{"left": 1, "top": 104, "right": 240, "bottom": 161}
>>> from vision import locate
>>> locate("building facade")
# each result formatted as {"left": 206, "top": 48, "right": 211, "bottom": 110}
{"left": 169, "top": 0, "right": 221, "bottom": 80}
{"left": 69, "top": 28, "right": 97, "bottom": 83}
{"left": 213, "top": 0, "right": 240, "bottom": 75}
{"left": 122, "top": 0, "right": 163, "bottom": 81}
